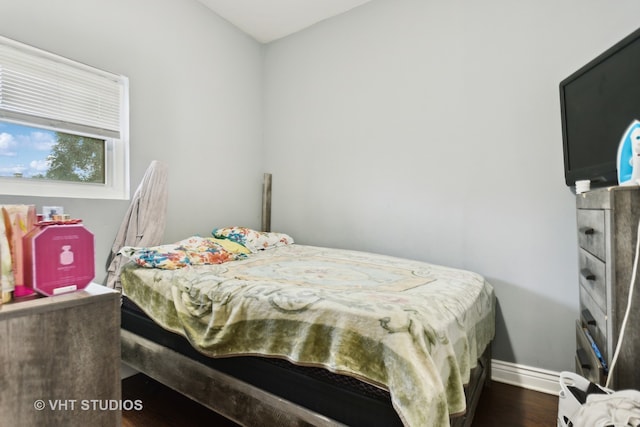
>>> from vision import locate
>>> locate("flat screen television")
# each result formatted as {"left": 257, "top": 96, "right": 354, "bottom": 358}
{"left": 560, "top": 26, "right": 640, "bottom": 188}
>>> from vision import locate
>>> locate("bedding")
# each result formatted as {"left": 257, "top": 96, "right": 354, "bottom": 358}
{"left": 120, "top": 236, "right": 249, "bottom": 269}
{"left": 120, "top": 240, "right": 495, "bottom": 427}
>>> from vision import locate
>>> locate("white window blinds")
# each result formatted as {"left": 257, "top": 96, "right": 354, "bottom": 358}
{"left": 0, "top": 36, "right": 127, "bottom": 139}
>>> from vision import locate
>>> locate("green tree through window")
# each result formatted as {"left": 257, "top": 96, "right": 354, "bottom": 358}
{"left": 46, "top": 133, "right": 105, "bottom": 183}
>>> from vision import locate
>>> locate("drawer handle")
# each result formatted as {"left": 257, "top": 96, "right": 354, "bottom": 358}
{"left": 576, "top": 348, "right": 591, "bottom": 371}
{"left": 580, "top": 227, "right": 595, "bottom": 235}
{"left": 582, "top": 309, "right": 596, "bottom": 327}
{"left": 580, "top": 268, "right": 596, "bottom": 281}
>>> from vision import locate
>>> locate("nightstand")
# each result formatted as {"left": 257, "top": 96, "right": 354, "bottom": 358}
{"left": 0, "top": 283, "right": 121, "bottom": 426}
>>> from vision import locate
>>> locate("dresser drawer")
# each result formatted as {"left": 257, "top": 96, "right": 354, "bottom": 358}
{"left": 576, "top": 209, "right": 606, "bottom": 260}
{"left": 579, "top": 286, "right": 607, "bottom": 358}
{"left": 578, "top": 248, "right": 606, "bottom": 312}
{"left": 575, "top": 321, "right": 607, "bottom": 385}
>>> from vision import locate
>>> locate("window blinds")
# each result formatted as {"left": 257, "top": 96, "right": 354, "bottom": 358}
{"left": 0, "top": 36, "right": 126, "bottom": 139}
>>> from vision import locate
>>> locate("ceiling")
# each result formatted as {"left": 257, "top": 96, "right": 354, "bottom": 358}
{"left": 196, "top": 0, "right": 373, "bottom": 43}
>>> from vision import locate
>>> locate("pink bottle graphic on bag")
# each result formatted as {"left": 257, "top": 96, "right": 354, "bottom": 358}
{"left": 60, "top": 245, "right": 74, "bottom": 265}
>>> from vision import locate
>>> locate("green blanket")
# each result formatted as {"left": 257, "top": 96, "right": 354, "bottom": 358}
{"left": 121, "top": 244, "right": 495, "bottom": 426}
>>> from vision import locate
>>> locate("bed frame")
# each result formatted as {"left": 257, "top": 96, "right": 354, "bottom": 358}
{"left": 121, "top": 321, "right": 491, "bottom": 427}
{"left": 120, "top": 174, "right": 492, "bottom": 426}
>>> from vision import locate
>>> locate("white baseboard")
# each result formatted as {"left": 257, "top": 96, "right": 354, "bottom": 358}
{"left": 491, "top": 359, "right": 561, "bottom": 396}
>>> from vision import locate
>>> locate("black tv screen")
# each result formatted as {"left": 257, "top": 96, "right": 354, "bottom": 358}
{"left": 560, "top": 27, "right": 640, "bottom": 188}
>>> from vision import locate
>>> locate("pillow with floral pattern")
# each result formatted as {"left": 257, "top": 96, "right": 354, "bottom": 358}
{"left": 120, "top": 236, "right": 247, "bottom": 269}
{"left": 212, "top": 226, "right": 294, "bottom": 252}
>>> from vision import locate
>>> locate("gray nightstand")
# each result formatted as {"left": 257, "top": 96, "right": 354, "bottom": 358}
{"left": 0, "top": 283, "right": 121, "bottom": 426}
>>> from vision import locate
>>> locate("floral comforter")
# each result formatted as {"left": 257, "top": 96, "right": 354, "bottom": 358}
{"left": 120, "top": 241, "right": 495, "bottom": 427}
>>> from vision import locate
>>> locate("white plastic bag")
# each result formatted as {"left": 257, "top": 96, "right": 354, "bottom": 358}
{"left": 558, "top": 371, "right": 640, "bottom": 427}
{"left": 572, "top": 389, "right": 640, "bottom": 427}
{"left": 558, "top": 371, "right": 611, "bottom": 427}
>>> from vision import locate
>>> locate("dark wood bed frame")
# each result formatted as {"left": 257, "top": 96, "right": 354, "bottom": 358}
{"left": 121, "top": 327, "right": 491, "bottom": 427}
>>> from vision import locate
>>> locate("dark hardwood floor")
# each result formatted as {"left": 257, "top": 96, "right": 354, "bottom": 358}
{"left": 121, "top": 373, "right": 238, "bottom": 427}
{"left": 121, "top": 373, "right": 558, "bottom": 426}
{"left": 473, "top": 381, "right": 558, "bottom": 426}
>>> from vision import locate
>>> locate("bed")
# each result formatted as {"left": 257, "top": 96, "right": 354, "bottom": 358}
{"left": 118, "top": 228, "right": 495, "bottom": 427}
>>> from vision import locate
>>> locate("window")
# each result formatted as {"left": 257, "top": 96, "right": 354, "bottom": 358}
{"left": 0, "top": 36, "right": 129, "bottom": 199}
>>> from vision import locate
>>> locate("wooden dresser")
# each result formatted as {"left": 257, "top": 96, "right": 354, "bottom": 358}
{"left": 0, "top": 283, "right": 121, "bottom": 426}
{"left": 575, "top": 186, "right": 640, "bottom": 389}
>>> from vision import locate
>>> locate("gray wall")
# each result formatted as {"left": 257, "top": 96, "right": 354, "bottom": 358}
{"left": 0, "top": 0, "right": 264, "bottom": 282}
{"left": 263, "top": 0, "right": 640, "bottom": 372}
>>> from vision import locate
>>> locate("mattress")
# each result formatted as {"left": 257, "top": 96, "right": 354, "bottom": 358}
{"left": 120, "top": 243, "right": 495, "bottom": 427}
{"left": 121, "top": 295, "right": 404, "bottom": 426}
